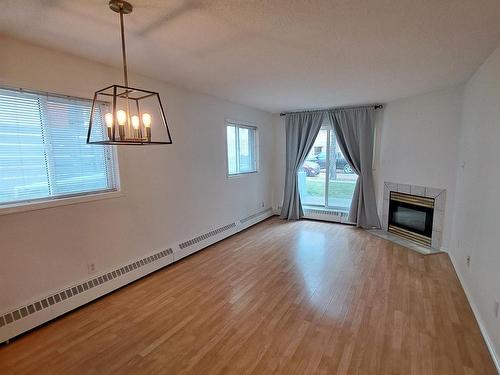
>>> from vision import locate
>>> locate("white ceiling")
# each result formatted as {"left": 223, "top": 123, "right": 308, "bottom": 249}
{"left": 1, "top": 0, "right": 500, "bottom": 113}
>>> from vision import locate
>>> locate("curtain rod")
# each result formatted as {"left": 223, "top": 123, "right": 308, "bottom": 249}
{"left": 279, "top": 104, "right": 383, "bottom": 117}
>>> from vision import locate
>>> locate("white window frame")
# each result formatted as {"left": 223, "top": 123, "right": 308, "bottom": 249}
{"left": 0, "top": 86, "right": 122, "bottom": 216}
{"left": 300, "top": 119, "right": 357, "bottom": 212}
{"left": 225, "top": 119, "right": 259, "bottom": 178}
{"left": 302, "top": 123, "right": 333, "bottom": 208}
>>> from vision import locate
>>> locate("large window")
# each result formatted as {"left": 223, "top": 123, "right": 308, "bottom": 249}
{"left": 0, "top": 87, "right": 118, "bottom": 206}
{"left": 226, "top": 122, "right": 258, "bottom": 176}
{"left": 298, "top": 121, "right": 357, "bottom": 212}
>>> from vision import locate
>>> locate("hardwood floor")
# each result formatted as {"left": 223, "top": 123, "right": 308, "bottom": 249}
{"left": 0, "top": 217, "right": 496, "bottom": 374}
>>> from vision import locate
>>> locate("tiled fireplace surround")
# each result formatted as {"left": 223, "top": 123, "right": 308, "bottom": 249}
{"left": 382, "top": 182, "right": 446, "bottom": 251}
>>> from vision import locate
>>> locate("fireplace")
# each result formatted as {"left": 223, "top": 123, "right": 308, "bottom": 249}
{"left": 388, "top": 192, "right": 434, "bottom": 247}
{"left": 381, "top": 182, "right": 446, "bottom": 251}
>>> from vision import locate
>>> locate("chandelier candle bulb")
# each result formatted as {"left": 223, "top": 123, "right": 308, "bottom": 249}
{"left": 116, "top": 110, "right": 127, "bottom": 125}
{"left": 116, "top": 109, "right": 127, "bottom": 140}
{"left": 142, "top": 113, "right": 152, "bottom": 141}
{"left": 104, "top": 113, "right": 114, "bottom": 139}
{"left": 131, "top": 115, "right": 141, "bottom": 138}
{"left": 131, "top": 115, "right": 140, "bottom": 129}
{"left": 142, "top": 113, "right": 151, "bottom": 127}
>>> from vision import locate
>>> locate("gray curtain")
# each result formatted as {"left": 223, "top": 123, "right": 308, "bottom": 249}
{"left": 280, "top": 112, "right": 325, "bottom": 220}
{"left": 328, "top": 108, "right": 381, "bottom": 228}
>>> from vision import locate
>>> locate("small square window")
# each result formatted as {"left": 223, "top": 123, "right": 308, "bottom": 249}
{"left": 226, "top": 122, "right": 258, "bottom": 176}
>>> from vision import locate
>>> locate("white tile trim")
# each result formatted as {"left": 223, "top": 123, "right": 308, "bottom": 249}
{"left": 383, "top": 181, "right": 446, "bottom": 250}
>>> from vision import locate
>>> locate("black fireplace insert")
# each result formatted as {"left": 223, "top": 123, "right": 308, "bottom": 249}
{"left": 388, "top": 193, "right": 434, "bottom": 238}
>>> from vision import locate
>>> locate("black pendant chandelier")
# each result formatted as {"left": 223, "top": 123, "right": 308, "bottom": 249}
{"left": 87, "top": 0, "right": 172, "bottom": 145}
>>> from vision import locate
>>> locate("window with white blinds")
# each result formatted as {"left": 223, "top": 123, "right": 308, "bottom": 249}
{"left": 0, "top": 87, "right": 118, "bottom": 206}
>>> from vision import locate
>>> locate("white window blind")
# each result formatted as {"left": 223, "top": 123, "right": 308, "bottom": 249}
{"left": 0, "top": 87, "right": 117, "bottom": 206}
{"left": 226, "top": 122, "right": 258, "bottom": 176}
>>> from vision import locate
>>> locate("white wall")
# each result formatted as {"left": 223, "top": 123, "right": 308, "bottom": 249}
{"left": 449, "top": 43, "right": 500, "bottom": 363}
{"left": 374, "top": 86, "right": 463, "bottom": 249}
{"left": 0, "top": 35, "right": 274, "bottom": 312}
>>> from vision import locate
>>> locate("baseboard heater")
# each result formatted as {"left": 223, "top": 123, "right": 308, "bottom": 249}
{"left": 0, "top": 208, "right": 274, "bottom": 343}
{"left": 303, "top": 207, "right": 350, "bottom": 223}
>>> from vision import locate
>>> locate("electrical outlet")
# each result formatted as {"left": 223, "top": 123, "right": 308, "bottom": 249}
{"left": 466, "top": 256, "right": 471, "bottom": 268}
{"left": 495, "top": 300, "right": 499, "bottom": 319}
{"left": 87, "top": 263, "right": 96, "bottom": 274}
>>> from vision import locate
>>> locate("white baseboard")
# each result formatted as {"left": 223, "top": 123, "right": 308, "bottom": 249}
{"left": 449, "top": 252, "right": 500, "bottom": 373}
{"left": 0, "top": 208, "right": 274, "bottom": 343}
{"left": 173, "top": 208, "right": 274, "bottom": 261}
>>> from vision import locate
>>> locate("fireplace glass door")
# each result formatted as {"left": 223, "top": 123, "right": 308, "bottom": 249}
{"left": 388, "top": 195, "right": 434, "bottom": 238}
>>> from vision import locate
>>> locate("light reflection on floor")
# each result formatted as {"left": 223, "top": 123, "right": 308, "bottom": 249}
{"left": 295, "top": 229, "right": 329, "bottom": 305}
{"left": 293, "top": 223, "right": 359, "bottom": 320}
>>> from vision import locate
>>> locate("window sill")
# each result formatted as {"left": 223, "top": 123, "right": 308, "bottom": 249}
{"left": 0, "top": 190, "right": 125, "bottom": 216}
{"left": 227, "top": 171, "right": 259, "bottom": 179}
